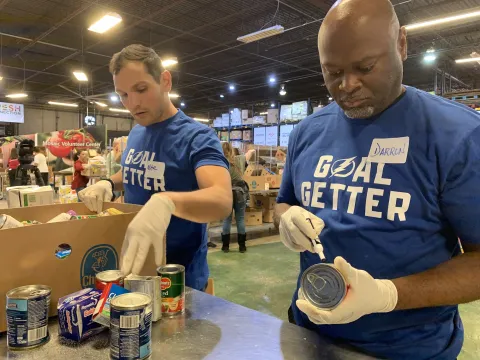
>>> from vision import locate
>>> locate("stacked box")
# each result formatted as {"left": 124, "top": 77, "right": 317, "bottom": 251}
{"left": 243, "top": 130, "right": 252, "bottom": 141}
{"left": 230, "top": 130, "right": 243, "bottom": 140}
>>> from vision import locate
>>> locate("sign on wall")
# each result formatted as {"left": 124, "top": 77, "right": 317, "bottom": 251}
{"left": 254, "top": 127, "right": 266, "bottom": 145}
{"left": 280, "top": 125, "right": 294, "bottom": 147}
{"left": 265, "top": 126, "right": 278, "bottom": 146}
{"left": 0, "top": 102, "right": 24, "bottom": 123}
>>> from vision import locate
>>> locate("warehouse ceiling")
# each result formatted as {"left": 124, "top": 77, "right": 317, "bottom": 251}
{"left": 1, "top": 0, "right": 480, "bottom": 118}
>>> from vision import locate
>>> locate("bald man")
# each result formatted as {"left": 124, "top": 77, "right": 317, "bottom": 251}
{"left": 274, "top": 0, "right": 480, "bottom": 358}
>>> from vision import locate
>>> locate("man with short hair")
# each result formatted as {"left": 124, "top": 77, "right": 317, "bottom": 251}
{"left": 80, "top": 44, "right": 232, "bottom": 291}
{"left": 275, "top": 0, "right": 480, "bottom": 358}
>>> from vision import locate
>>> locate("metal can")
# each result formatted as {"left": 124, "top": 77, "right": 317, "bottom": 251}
{"left": 0, "top": 214, "right": 24, "bottom": 229}
{"left": 6, "top": 285, "right": 51, "bottom": 350}
{"left": 124, "top": 275, "right": 162, "bottom": 322}
{"left": 301, "top": 263, "right": 347, "bottom": 310}
{"left": 157, "top": 264, "right": 185, "bottom": 316}
{"left": 95, "top": 270, "right": 125, "bottom": 291}
{"left": 110, "top": 293, "right": 152, "bottom": 360}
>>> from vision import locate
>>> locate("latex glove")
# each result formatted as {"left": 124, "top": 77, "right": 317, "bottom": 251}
{"left": 296, "top": 257, "right": 398, "bottom": 325}
{"left": 279, "top": 206, "right": 325, "bottom": 253}
{"left": 121, "top": 194, "right": 175, "bottom": 275}
{"left": 78, "top": 180, "right": 113, "bottom": 213}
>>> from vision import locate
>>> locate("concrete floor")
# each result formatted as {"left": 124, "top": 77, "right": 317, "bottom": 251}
{"left": 208, "top": 237, "right": 480, "bottom": 360}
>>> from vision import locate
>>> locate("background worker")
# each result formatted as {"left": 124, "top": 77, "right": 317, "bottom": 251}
{"left": 71, "top": 150, "right": 90, "bottom": 198}
{"left": 275, "top": 0, "right": 480, "bottom": 359}
{"left": 33, "top": 146, "right": 49, "bottom": 186}
{"left": 79, "top": 44, "right": 232, "bottom": 291}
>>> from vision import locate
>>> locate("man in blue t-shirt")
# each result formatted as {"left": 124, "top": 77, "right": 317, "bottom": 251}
{"left": 80, "top": 44, "right": 232, "bottom": 291}
{"left": 275, "top": 0, "right": 480, "bottom": 359}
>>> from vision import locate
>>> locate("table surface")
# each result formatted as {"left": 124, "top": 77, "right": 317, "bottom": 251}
{"left": 0, "top": 289, "right": 378, "bottom": 360}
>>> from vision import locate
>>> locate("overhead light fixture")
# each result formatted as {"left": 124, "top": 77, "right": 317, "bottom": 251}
{"left": 423, "top": 48, "right": 437, "bottom": 63}
{"left": 270, "top": 103, "right": 275, "bottom": 108}
{"left": 109, "top": 107, "right": 130, "bottom": 113}
{"left": 259, "top": 112, "right": 268, "bottom": 115}
{"left": 229, "top": 84, "right": 235, "bottom": 91}
{"left": 456, "top": 56, "right": 480, "bottom": 63}
{"left": 168, "top": 93, "right": 180, "bottom": 98}
{"left": 220, "top": 94, "right": 225, "bottom": 98}
{"left": 73, "top": 71, "right": 88, "bottom": 82}
{"left": 269, "top": 76, "right": 276, "bottom": 84}
{"left": 6, "top": 93, "right": 28, "bottom": 99}
{"left": 405, "top": 10, "right": 480, "bottom": 31}
{"left": 180, "top": 102, "right": 185, "bottom": 107}
{"left": 328, "top": 97, "right": 333, "bottom": 101}
{"left": 237, "top": 25, "right": 285, "bottom": 43}
{"left": 110, "top": 95, "right": 119, "bottom": 102}
{"left": 162, "top": 58, "right": 178, "bottom": 68}
{"left": 95, "top": 101, "right": 108, "bottom": 107}
{"left": 279, "top": 84, "right": 287, "bottom": 96}
{"left": 88, "top": 12, "right": 122, "bottom": 34}
{"left": 48, "top": 101, "right": 78, "bottom": 107}
{"left": 193, "top": 117, "right": 209, "bottom": 123}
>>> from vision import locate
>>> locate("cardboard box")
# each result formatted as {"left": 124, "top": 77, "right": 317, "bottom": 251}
{"left": 0, "top": 202, "right": 159, "bottom": 333}
{"left": 7, "top": 186, "right": 53, "bottom": 208}
{"left": 245, "top": 208, "right": 262, "bottom": 226}
{"left": 250, "top": 194, "right": 277, "bottom": 210}
{"left": 82, "top": 159, "right": 107, "bottom": 177}
{"left": 265, "top": 174, "right": 283, "bottom": 189}
{"left": 243, "top": 130, "right": 252, "bottom": 141}
{"left": 263, "top": 209, "right": 274, "bottom": 223}
{"left": 230, "top": 130, "right": 243, "bottom": 140}
{"left": 267, "top": 109, "right": 279, "bottom": 124}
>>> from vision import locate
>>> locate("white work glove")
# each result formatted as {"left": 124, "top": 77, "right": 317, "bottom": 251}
{"left": 279, "top": 206, "right": 325, "bottom": 253}
{"left": 121, "top": 194, "right": 175, "bottom": 275}
{"left": 297, "top": 257, "right": 398, "bottom": 325}
{"left": 78, "top": 180, "right": 113, "bottom": 213}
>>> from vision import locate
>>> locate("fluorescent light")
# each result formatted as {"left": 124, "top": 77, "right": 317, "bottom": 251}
{"left": 456, "top": 57, "right": 480, "bottom": 63}
{"left": 88, "top": 12, "right": 122, "bottom": 34}
{"left": 328, "top": 97, "right": 333, "bottom": 101}
{"left": 168, "top": 93, "right": 180, "bottom": 98}
{"left": 73, "top": 71, "right": 88, "bottom": 82}
{"left": 6, "top": 93, "right": 28, "bottom": 98}
{"left": 110, "top": 95, "right": 119, "bottom": 102}
{"left": 48, "top": 101, "right": 78, "bottom": 107}
{"left": 270, "top": 103, "right": 275, "bottom": 108}
{"left": 269, "top": 76, "right": 276, "bottom": 84}
{"left": 229, "top": 84, "right": 235, "bottom": 91}
{"left": 259, "top": 112, "right": 268, "bottom": 115}
{"left": 180, "top": 102, "right": 185, "bottom": 107}
{"left": 95, "top": 101, "right": 108, "bottom": 107}
{"left": 237, "top": 25, "right": 285, "bottom": 43}
{"left": 220, "top": 94, "right": 225, "bottom": 98}
{"left": 162, "top": 58, "right": 178, "bottom": 68}
{"left": 405, "top": 10, "right": 480, "bottom": 31}
{"left": 279, "top": 84, "right": 286, "bottom": 96}
{"left": 193, "top": 117, "right": 209, "bottom": 123}
{"left": 424, "top": 54, "right": 437, "bottom": 62}
{"left": 109, "top": 107, "right": 130, "bottom": 113}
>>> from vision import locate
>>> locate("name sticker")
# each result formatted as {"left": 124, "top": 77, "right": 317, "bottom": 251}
{"left": 145, "top": 161, "right": 166, "bottom": 179}
{"left": 368, "top": 137, "right": 409, "bottom": 164}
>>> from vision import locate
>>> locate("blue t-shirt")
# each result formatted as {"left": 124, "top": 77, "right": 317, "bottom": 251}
{"left": 121, "top": 110, "right": 228, "bottom": 290}
{"left": 277, "top": 87, "right": 480, "bottom": 359}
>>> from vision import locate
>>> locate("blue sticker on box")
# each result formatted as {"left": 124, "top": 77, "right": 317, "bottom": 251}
{"left": 80, "top": 244, "right": 119, "bottom": 289}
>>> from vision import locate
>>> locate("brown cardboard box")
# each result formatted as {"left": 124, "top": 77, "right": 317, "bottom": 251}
{"left": 263, "top": 209, "right": 275, "bottom": 223}
{"left": 244, "top": 175, "right": 267, "bottom": 192}
{"left": 250, "top": 194, "right": 277, "bottom": 210}
{"left": 244, "top": 208, "right": 262, "bottom": 226}
{"left": 0, "top": 202, "right": 159, "bottom": 333}
{"left": 264, "top": 174, "right": 283, "bottom": 189}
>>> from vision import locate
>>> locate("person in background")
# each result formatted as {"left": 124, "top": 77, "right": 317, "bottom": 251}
{"left": 71, "top": 150, "right": 90, "bottom": 199}
{"left": 221, "top": 142, "right": 249, "bottom": 253}
{"left": 106, "top": 138, "right": 123, "bottom": 200}
{"left": 245, "top": 144, "right": 256, "bottom": 164}
{"left": 33, "top": 146, "right": 49, "bottom": 186}
{"left": 7, "top": 148, "right": 20, "bottom": 186}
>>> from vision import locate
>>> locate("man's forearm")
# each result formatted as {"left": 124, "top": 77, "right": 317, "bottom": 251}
{"left": 274, "top": 203, "right": 292, "bottom": 228}
{"left": 110, "top": 170, "right": 124, "bottom": 191}
{"left": 393, "top": 251, "right": 480, "bottom": 310}
{"left": 158, "top": 186, "right": 232, "bottom": 223}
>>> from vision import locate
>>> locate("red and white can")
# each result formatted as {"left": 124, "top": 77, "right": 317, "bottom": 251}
{"left": 95, "top": 270, "right": 124, "bottom": 291}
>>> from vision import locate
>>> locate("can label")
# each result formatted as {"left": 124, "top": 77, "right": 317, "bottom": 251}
{"left": 124, "top": 275, "right": 162, "bottom": 322}
{"left": 7, "top": 294, "right": 50, "bottom": 348}
{"left": 160, "top": 271, "right": 185, "bottom": 316}
{"left": 110, "top": 305, "right": 152, "bottom": 360}
{"left": 95, "top": 270, "right": 124, "bottom": 291}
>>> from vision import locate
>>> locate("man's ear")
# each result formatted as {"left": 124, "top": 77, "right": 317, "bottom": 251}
{"left": 160, "top": 70, "right": 173, "bottom": 92}
{"left": 399, "top": 26, "right": 408, "bottom": 62}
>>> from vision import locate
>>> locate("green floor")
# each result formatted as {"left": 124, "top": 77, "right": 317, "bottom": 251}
{"left": 208, "top": 242, "right": 480, "bottom": 359}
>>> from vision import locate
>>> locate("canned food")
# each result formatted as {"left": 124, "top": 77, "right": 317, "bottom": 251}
{"left": 95, "top": 270, "right": 125, "bottom": 291}
{"left": 301, "top": 264, "right": 346, "bottom": 310}
{"left": 110, "top": 293, "right": 152, "bottom": 360}
{"left": 6, "top": 285, "right": 51, "bottom": 350}
{"left": 157, "top": 264, "right": 185, "bottom": 316}
{"left": 124, "top": 275, "right": 162, "bottom": 322}
{"left": 0, "top": 214, "right": 24, "bottom": 229}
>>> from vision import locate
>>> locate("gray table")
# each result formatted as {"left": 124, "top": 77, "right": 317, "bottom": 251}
{"left": 0, "top": 289, "right": 377, "bottom": 359}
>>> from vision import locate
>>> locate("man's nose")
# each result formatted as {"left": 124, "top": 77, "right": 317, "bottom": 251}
{"left": 339, "top": 73, "right": 362, "bottom": 94}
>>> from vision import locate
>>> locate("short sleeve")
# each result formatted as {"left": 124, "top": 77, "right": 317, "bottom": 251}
{"left": 34, "top": 154, "right": 40, "bottom": 164}
{"left": 189, "top": 127, "right": 229, "bottom": 171}
{"left": 277, "top": 128, "right": 300, "bottom": 206}
{"left": 440, "top": 126, "right": 480, "bottom": 245}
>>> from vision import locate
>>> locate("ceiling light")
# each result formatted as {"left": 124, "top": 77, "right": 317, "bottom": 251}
{"left": 180, "top": 102, "right": 185, "bottom": 107}
{"left": 269, "top": 76, "right": 276, "bottom": 84}
{"left": 193, "top": 117, "right": 209, "bottom": 123}
{"left": 270, "top": 103, "right": 275, "bottom": 108}
{"left": 162, "top": 58, "right": 178, "bottom": 68}
{"left": 328, "top": 97, "right": 333, "bottom": 101}
{"left": 95, "top": 101, "right": 108, "bottom": 107}
{"left": 423, "top": 48, "right": 437, "bottom": 63}
{"left": 259, "top": 112, "right": 268, "bottom": 115}
{"left": 220, "top": 94, "right": 225, "bottom": 98}
{"left": 110, "top": 95, "right": 119, "bottom": 102}
{"left": 168, "top": 93, "right": 180, "bottom": 98}
{"left": 48, "top": 101, "right": 78, "bottom": 107}
{"left": 456, "top": 57, "right": 480, "bottom": 63}
{"left": 279, "top": 84, "right": 287, "bottom": 96}
{"left": 88, "top": 12, "right": 122, "bottom": 34}
{"left": 229, "top": 84, "right": 235, "bottom": 91}
{"left": 6, "top": 93, "right": 28, "bottom": 99}
{"left": 237, "top": 25, "right": 285, "bottom": 43}
{"left": 109, "top": 108, "right": 130, "bottom": 113}
{"left": 73, "top": 71, "right": 88, "bottom": 82}
{"left": 405, "top": 10, "right": 480, "bottom": 31}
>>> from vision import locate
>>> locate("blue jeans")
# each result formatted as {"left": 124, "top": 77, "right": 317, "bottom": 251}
{"left": 222, "top": 199, "right": 246, "bottom": 235}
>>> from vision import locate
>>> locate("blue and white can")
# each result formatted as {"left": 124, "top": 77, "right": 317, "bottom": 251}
{"left": 110, "top": 293, "right": 152, "bottom": 360}
{"left": 6, "top": 285, "right": 51, "bottom": 350}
